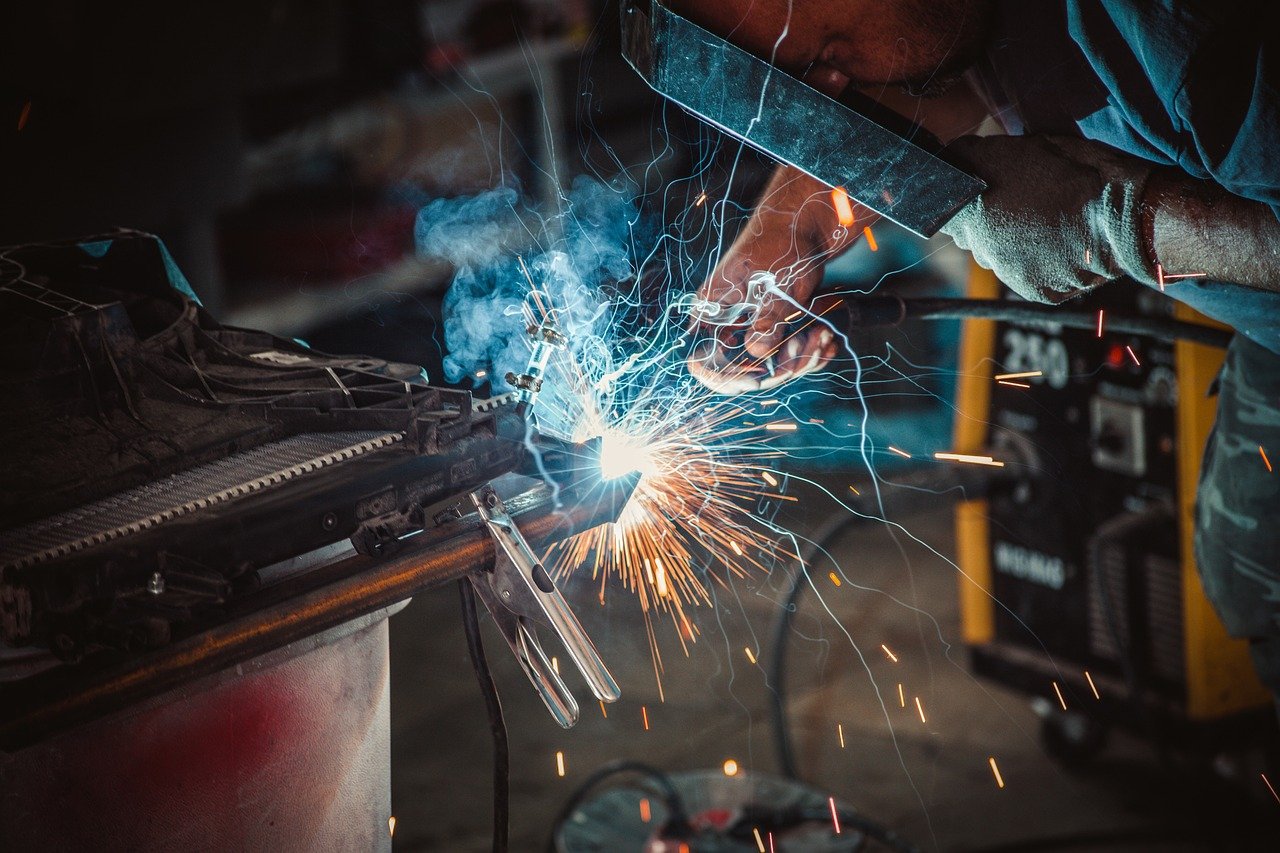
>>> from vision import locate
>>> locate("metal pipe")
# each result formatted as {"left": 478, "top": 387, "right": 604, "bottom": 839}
{"left": 0, "top": 482, "right": 628, "bottom": 751}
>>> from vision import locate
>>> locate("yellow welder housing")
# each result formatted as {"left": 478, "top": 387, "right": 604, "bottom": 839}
{"left": 954, "top": 262, "right": 1270, "bottom": 722}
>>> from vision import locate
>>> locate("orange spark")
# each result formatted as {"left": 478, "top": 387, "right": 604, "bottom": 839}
{"left": 1084, "top": 670, "right": 1100, "bottom": 699}
{"left": 828, "top": 571, "right": 842, "bottom": 587}
{"left": 863, "top": 225, "right": 878, "bottom": 251}
{"left": 1157, "top": 262, "right": 1166, "bottom": 291}
{"left": 761, "top": 471, "right": 779, "bottom": 487}
{"left": 388, "top": 816, "right": 397, "bottom": 837}
{"left": 831, "top": 187, "right": 856, "bottom": 227}
{"left": 642, "top": 705, "right": 650, "bottom": 730}
{"left": 1052, "top": 681, "right": 1067, "bottom": 711}
{"left": 915, "top": 696, "right": 927, "bottom": 723}
{"left": 744, "top": 646, "right": 757, "bottom": 664}
{"left": 539, "top": 331, "right": 798, "bottom": 697}
{"left": 838, "top": 723, "right": 845, "bottom": 748}
{"left": 881, "top": 644, "right": 899, "bottom": 663}
{"left": 848, "top": 484, "right": 860, "bottom": 496}
{"left": 640, "top": 798, "right": 652, "bottom": 823}
{"left": 600, "top": 700, "right": 609, "bottom": 718}
{"left": 1263, "top": 773, "right": 1280, "bottom": 805}
{"left": 764, "top": 422, "right": 797, "bottom": 431}
{"left": 997, "top": 380, "right": 1031, "bottom": 389}
{"left": 888, "top": 446, "right": 912, "bottom": 458}
{"left": 753, "top": 827, "right": 766, "bottom": 852}
{"left": 695, "top": 192, "right": 708, "bottom": 207}
{"left": 1262, "top": 446, "right": 1273, "bottom": 473}
{"left": 934, "top": 452, "right": 1005, "bottom": 467}
{"left": 556, "top": 751, "right": 566, "bottom": 777}
{"left": 989, "top": 757, "right": 1005, "bottom": 788}
{"left": 994, "top": 371, "right": 1042, "bottom": 381}
{"left": 1096, "top": 310, "right": 1105, "bottom": 337}
{"left": 723, "top": 759, "right": 739, "bottom": 777}
{"left": 1126, "top": 345, "right": 1140, "bottom": 366}
{"left": 898, "top": 683, "right": 905, "bottom": 708}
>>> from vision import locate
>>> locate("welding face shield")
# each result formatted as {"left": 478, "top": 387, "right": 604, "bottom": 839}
{"left": 618, "top": 0, "right": 983, "bottom": 238}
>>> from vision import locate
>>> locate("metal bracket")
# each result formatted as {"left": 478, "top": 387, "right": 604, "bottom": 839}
{"left": 466, "top": 485, "right": 620, "bottom": 727}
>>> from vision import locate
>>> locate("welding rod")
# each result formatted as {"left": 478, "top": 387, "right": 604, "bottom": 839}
{"left": 0, "top": 482, "right": 630, "bottom": 751}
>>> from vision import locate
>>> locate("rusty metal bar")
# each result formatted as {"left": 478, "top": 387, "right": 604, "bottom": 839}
{"left": 0, "top": 482, "right": 627, "bottom": 751}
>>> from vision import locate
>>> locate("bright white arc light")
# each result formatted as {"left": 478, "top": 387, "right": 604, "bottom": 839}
{"left": 598, "top": 431, "right": 656, "bottom": 481}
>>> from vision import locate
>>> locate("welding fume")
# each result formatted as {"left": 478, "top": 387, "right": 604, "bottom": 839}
{"left": 2, "top": 1, "right": 1279, "bottom": 851}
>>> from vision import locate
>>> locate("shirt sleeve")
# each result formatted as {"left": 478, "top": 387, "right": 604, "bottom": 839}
{"left": 1068, "top": 0, "right": 1280, "bottom": 219}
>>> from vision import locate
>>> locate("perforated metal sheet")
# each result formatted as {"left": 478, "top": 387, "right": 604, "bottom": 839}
{"left": 0, "top": 431, "right": 403, "bottom": 572}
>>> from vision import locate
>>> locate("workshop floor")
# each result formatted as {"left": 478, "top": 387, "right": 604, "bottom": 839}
{"left": 388, "top": 493, "right": 1279, "bottom": 851}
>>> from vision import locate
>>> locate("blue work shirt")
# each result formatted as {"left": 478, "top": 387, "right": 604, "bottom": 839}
{"left": 968, "top": 0, "right": 1280, "bottom": 353}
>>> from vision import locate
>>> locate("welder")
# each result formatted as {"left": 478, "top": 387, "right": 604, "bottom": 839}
{"left": 675, "top": 1, "right": 1280, "bottom": 700}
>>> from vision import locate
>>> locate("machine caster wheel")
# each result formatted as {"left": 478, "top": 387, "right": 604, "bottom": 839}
{"left": 1039, "top": 708, "right": 1109, "bottom": 768}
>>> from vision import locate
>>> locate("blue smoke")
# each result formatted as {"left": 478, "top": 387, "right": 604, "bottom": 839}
{"left": 416, "top": 177, "right": 644, "bottom": 394}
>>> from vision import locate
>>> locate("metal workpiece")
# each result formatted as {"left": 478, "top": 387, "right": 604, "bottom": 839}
{"left": 0, "top": 480, "right": 632, "bottom": 751}
{"left": 620, "top": 1, "right": 985, "bottom": 237}
{"left": 469, "top": 485, "right": 621, "bottom": 728}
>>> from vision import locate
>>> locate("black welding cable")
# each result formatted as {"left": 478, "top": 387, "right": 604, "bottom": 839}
{"left": 459, "top": 579, "right": 510, "bottom": 853}
{"left": 544, "top": 760, "right": 690, "bottom": 852}
{"left": 771, "top": 466, "right": 1003, "bottom": 781}
{"left": 841, "top": 296, "right": 1233, "bottom": 349}
{"left": 771, "top": 514, "right": 848, "bottom": 782}
{"left": 813, "top": 808, "right": 922, "bottom": 853}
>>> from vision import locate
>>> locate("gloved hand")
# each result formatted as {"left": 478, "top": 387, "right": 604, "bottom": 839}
{"left": 687, "top": 165, "right": 855, "bottom": 393}
{"left": 940, "top": 134, "right": 1159, "bottom": 303}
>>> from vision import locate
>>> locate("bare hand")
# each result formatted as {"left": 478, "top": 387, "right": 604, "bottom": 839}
{"left": 687, "top": 165, "right": 868, "bottom": 393}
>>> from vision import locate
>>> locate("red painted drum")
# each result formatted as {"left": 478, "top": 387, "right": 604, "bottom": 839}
{"left": 0, "top": 610, "right": 396, "bottom": 853}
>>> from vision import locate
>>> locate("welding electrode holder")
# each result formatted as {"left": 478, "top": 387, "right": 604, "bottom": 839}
{"left": 466, "top": 485, "right": 620, "bottom": 727}
{"left": 509, "top": 323, "right": 568, "bottom": 417}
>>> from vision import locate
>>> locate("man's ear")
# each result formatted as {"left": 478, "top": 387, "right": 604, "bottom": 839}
{"left": 802, "top": 60, "right": 852, "bottom": 98}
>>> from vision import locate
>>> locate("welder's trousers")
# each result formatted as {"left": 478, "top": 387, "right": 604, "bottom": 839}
{"left": 1195, "top": 333, "right": 1280, "bottom": 698}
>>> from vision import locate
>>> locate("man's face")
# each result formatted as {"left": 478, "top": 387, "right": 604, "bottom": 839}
{"left": 670, "top": 0, "right": 993, "bottom": 97}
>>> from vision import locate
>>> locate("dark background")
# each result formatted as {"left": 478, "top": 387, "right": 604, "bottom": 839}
{"left": 5, "top": 2, "right": 1275, "bottom": 849}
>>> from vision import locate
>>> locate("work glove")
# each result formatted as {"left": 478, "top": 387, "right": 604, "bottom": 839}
{"left": 940, "top": 134, "right": 1159, "bottom": 303}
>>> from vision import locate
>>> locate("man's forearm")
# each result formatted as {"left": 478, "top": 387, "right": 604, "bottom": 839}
{"left": 751, "top": 164, "right": 880, "bottom": 257}
{"left": 1147, "top": 171, "right": 1280, "bottom": 290}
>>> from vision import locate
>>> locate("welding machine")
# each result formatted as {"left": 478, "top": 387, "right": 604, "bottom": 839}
{"left": 953, "top": 263, "right": 1273, "bottom": 760}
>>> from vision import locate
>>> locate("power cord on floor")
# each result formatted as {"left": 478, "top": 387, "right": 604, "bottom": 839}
{"left": 545, "top": 760, "right": 691, "bottom": 852}
{"left": 839, "top": 296, "right": 1232, "bottom": 349}
{"left": 459, "top": 579, "right": 510, "bottom": 853}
